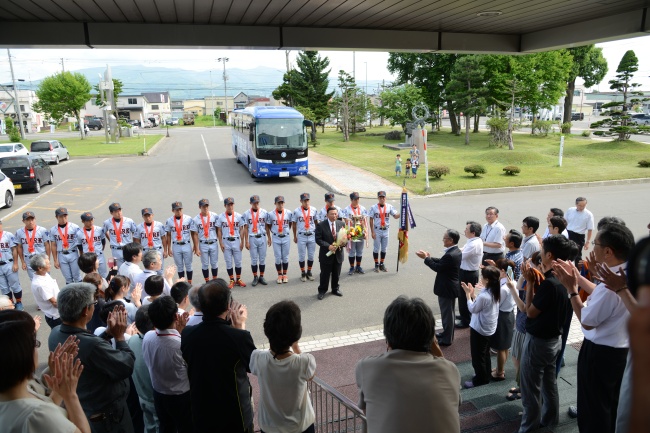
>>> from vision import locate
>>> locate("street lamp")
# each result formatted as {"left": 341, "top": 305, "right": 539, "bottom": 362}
{"left": 217, "top": 57, "right": 229, "bottom": 124}
{"left": 7, "top": 48, "right": 26, "bottom": 139}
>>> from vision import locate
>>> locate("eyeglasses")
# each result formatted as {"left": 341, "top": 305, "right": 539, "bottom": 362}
{"left": 591, "top": 241, "right": 602, "bottom": 247}
{"left": 35, "top": 339, "right": 41, "bottom": 348}
{"left": 89, "top": 300, "right": 98, "bottom": 307}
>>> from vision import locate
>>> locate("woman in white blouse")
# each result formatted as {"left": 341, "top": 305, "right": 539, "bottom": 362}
{"left": 104, "top": 275, "right": 141, "bottom": 325}
{"left": 462, "top": 266, "right": 501, "bottom": 388}
{"left": 490, "top": 258, "right": 518, "bottom": 381}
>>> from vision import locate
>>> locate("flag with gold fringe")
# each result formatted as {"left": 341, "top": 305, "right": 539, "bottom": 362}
{"left": 397, "top": 186, "right": 416, "bottom": 271}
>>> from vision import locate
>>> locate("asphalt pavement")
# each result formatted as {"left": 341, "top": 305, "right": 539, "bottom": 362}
{"left": 4, "top": 127, "right": 649, "bottom": 362}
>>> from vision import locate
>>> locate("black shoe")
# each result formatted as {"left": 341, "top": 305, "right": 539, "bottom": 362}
{"left": 438, "top": 341, "right": 452, "bottom": 347}
{"left": 455, "top": 315, "right": 462, "bottom": 321}
{"left": 379, "top": 263, "right": 387, "bottom": 272}
{"left": 355, "top": 266, "right": 365, "bottom": 274}
{"left": 258, "top": 276, "right": 268, "bottom": 285}
{"left": 300, "top": 272, "right": 307, "bottom": 282}
{"left": 306, "top": 271, "right": 315, "bottom": 281}
{"left": 436, "top": 333, "right": 444, "bottom": 340}
{"left": 348, "top": 267, "right": 355, "bottom": 276}
{"left": 568, "top": 406, "right": 578, "bottom": 418}
{"left": 455, "top": 321, "right": 469, "bottom": 329}
{"left": 374, "top": 266, "right": 379, "bottom": 273}
{"left": 252, "top": 276, "right": 259, "bottom": 286}
{"left": 332, "top": 290, "right": 343, "bottom": 297}
{"left": 317, "top": 293, "right": 325, "bottom": 300}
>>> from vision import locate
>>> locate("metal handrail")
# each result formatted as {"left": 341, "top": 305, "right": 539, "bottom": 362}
{"left": 309, "top": 376, "right": 367, "bottom": 433}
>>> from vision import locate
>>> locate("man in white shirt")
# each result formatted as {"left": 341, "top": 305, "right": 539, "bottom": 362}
{"left": 480, "top": 207, "right": 506, "bottom": 263}
{"left": 521, "top": 217, "right": 541, "bottom": 260}
{"left": 143, "top": 296, "right": 192, "bottom": 433}
{"left": 456, "top": 221, "right": 483, "bottom": 329}
{"left": 542, "top": 208, "right": 569, "bottom": 239}
{"left": 118, "top": 242, "right": 143, "bottom": 300}
{"left": 565, "top": 197, "right": 594, "bottom": 263}
{"left": 561, "top": 222, "right": 634, "bottom": 433}
{"left": 133, "top": 250, "right": 173, "bottom": 302}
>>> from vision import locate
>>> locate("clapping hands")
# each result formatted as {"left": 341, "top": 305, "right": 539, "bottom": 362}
{"left": 229, "top": 300, "right": 248, "bottom": 330}
{"left": 106, "top": 304, "right": 128, "bottom": 340}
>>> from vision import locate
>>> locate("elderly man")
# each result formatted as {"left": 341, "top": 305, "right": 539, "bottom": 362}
{"left": 133, "top": 250, "right": 173, "bottom": 302}
{"left": 48, "top": 283, "right": 135, "bottom": 433}
{"left": 456, "top": 221, "right": 483, "bottom": 329}
{"left": 565, "top": 197, "right": 595, "bottom": 262}
{"left": 355, "top": 296, "right": 460, "bottom": 433}
{"left": 181, "top": 279, "right": 255, "bottom": 433}
{"left": 480, "top": 206, "right": 506, "bottom": 263}
{"left": 416, "top": 229, "right": 462, "bottom": 346}
{"left": 185, "top": 286, "right": 203, "bottom": 326}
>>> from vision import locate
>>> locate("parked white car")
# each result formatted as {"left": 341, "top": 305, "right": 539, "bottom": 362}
{"left": 0, "top": 170, "right": 14, "bottom": 208}
{"left": 0, "top": 143, "right": 29, "bottom": 158}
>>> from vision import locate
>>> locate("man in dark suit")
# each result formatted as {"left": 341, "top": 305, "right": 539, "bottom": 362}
{"left": 315, "top": 207, "right": 345, "bottom": 300}
{"left": 416, "top": 229, "right": 462, "bottom": 346}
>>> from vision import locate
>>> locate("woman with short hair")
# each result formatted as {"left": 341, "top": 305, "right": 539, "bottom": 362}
{"left": 30, "top": 254, "right": 62, "bottom": 329}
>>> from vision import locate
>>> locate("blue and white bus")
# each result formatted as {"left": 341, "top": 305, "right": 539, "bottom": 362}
{"left": 230, "top": 106, "right": 311, "bottom": 178}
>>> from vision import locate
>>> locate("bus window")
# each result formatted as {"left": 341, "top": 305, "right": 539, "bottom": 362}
{"left": 256, "top": 119, "right": 306, "bottom": 149}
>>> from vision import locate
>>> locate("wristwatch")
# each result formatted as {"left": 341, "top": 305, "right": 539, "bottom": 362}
{"left": 568, "top": 292, "right": 579, "bottom": 299}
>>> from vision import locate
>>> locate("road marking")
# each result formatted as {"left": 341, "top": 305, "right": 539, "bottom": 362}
{"left": 1, "top": 179, "right": 72, "bottom": 222}
{"left": 201, "top": 134, "right": 224, "bottom": 201}
{"left": 93, "top": 158, "right": 107, "bottom": 166}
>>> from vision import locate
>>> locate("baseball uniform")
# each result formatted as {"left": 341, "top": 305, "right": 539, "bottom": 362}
{"left": 164, "top": 213, "right": 196, "bottom": 281}
{"left": 103, "top": 216, "right": 137, "bottom": 269}
{"left": 368, "top": 199, "right": 399, "bottom": 272}
{"left": 49, "top": 221, "right": 82, "bottom": 284}
{"left": 241, "top": 196, "right": 268, "bottom": 286}
{"left": 15, "top": 225, "right": 50, "bottom": 281}
{"left": 266, "top": 197, "right": 292, "bottom": 283}
{"left": 292, "top": 201, "right": 317, "bottom": 281}
{"left": 75, "top": 223, "right": 108, "bottom": 278}
{"left": 135, "top": 220, "right": 166, "bottom": 274}
{"left": 192, "top": 210, "right": 219, "bottom": 282}
{"left": 0, "top": 230, "right": 20, "bottom": 302}
{"left": 341, "top": 201, "right": 368, "bottom": 274}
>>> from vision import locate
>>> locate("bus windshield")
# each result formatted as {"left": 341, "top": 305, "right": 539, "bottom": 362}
{"left": 256, "top": 119, "right": 306, "bottom": 150}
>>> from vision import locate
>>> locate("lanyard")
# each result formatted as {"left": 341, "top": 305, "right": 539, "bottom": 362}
{"left": 25, "top": 227, "right": 37, "bottom": 254}
{"left": 301, "top": 206, "right": 311, "bottom": 230}
{"left": 379, "top": 204, "right": 386, "bottom": 227}
{"left": 200, "top": 213, "right": 210, "bottom": 238}
{"left": 143, "top": 223, "right": 154, "bottom": 247}
{"left": 173, "top": 217, "right": 183, "bottom": 241}
{"left": 275, "top": 209, "right": 285, "bottom": 233}
{"left": 225, "top": 213, "right": 236, "bottom": 236}
{"left": 251, "top": 209, "right": 259, "bottom": 233}
{"left": 112, "top": 219, "right": 123, "bottom": 243}
{"left": 84, "top": 227, "right": 95, "bottom": 252}
{"left": 57, "top": 224, "right": 69, "bottom": 249}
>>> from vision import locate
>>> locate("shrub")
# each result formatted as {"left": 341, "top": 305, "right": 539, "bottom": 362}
{"left": 503, "top": 165, "right": 521, "bottom": 176}
{"left": 561, "top": 122, "right": 572, "bottom": 134}
{"left": 428, "top": 165, "right": 450, "bottom": 179}
{"left": 639, "top": 160, "right": 650, "bottom": 168}
{"left": 486, "top": 117, "right": 509, "bottom": 147}
{"left": 532, "top": 120, "right": 553, "bottom": 136}
{"left": 464, "top": 165, "right": 486, "bottom": 177}
{"left": 6, "top": 122, "right": 21, "bottom": 142}
{"left": 581, "top": 130, "right": 591, "bottom": 137}
{"left": 384, "top": 130, "right": 402, "bottom": 140}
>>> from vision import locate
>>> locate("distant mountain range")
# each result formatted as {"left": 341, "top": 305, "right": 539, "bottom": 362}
{"left": 17, "top": 65, "right": 386, "bottom": 100}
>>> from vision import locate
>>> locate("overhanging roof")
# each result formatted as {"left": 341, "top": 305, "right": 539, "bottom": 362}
{"left": 0, "top": 0, "right": 648, "bottom": 53}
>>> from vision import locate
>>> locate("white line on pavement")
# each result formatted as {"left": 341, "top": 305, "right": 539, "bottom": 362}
{"left": 93, "top": 158, "right": 108, "bottom": 166}
{"left": 2, "top": 179, "right": 72, "bottom": 221}
{"left": 201, "top": 134, "right": 224, "bottom": 202}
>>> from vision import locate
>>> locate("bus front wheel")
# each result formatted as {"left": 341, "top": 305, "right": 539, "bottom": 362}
{"left": 248, "top": 158, "right": 255, "bottom": 178}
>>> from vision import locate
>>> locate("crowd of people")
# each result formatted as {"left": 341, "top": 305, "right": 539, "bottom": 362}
{"left": 0, "top": 194, "right": 649, "bottom": 433}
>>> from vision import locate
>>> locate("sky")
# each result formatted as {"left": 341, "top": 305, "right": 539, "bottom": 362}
{"left": 2, "top": 35, "right": 650, "bottom": 92}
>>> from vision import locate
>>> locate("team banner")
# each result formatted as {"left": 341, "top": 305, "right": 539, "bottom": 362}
{"left": 397, "top": 187, "right": 416, "bottom": 269}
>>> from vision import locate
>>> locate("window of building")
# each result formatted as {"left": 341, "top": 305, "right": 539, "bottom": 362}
{"left": 151, "top": 105, "right": 159, "bottom": 110}
{"left": 20, "top": 105, "right": 25, "bottom": 111}
{"left": 573, "top": 90, "right": 581, "bottom": 97}
{"left": 217, "top": 102, "right": 223, "bottom": 106}
{"left": 128, "top": 98, "right": 137, "bottom": 104}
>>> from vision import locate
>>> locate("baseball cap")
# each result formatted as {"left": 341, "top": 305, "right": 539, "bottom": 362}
{"left": 81, "top": 212, "right": 94, "bottom": 222}
{"left": 350, "top": 192, "right": 360, "bottom": 200}
{"left": 377, "top": 191, "right": 387, "bottom": 197}
{"left": 172, "top": 201, "right": 183, "bottom": 210}
{"left": 198, "top": 198, "right": 210, "bottom": 207}
{"left": 141, "top": 208, "right": 153, "bottom": 216}
{"left": 249, "top": 195, "right": 260, "bottom": 204}
{"left": 224, "top": 197, "right": 234, "bottom": 205}
{"left": 109, "top": 202, "right": 122, "bottom": 212}
{"left": 22, "top": 211, "right": 35, "bottom": 220}
{"left": 300, "top": 193, "right": 310, "bottom": 201}
{"left": 274, "top": 195, "right": 285, "bottom": 204}
{"left": 325, "top": 192, "right": 335, "bottom": 202}
{"left": 55, "top": 207, "right": 68, "bottom": 217}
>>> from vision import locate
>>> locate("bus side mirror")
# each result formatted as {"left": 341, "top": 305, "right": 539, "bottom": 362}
{"left": 249, "top": 131, "right": 254, "bottom": 141}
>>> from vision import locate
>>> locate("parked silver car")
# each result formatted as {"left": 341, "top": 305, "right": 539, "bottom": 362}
{"left": 29, "top": 140, "right": 70, "bottom": 164}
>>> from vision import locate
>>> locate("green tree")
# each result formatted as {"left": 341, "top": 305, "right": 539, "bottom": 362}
{"left": 562, "top": 46, "right": 608, "bottom": 132}
{"left": 445, "top": 56, "right": 489, "bottom": 145}
{"left": 387, "top": 53, "right": 461, "bottom": 133}
{"left": 272, "top": 51, "right": 334, "bottom": 133}
{"left": 377, "top": 84, "right": 424, "bottom": 133}
{"left": 590, "top": 50, "right": 649, "bottom": 140}
{"left": 331, "top": 71, "right": 359, "bottom": 142}
{"left": 32, "top": 72, "right": 92, "bottom": 140}
{"left": 94, "top": 78, "right": 123, "bottom": 106}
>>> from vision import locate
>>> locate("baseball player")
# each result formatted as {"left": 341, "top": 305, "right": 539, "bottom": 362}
{"left": 164, "top": 201, "right": 196, "bottom": 283}
{"left": 342, "top": 191, "right": 368, "bottom": 275}
{"left": 15, "top": 211, "right": 51, "bottom": 283}
{"left": 0, "top": 220, "right": 21, "bottom": 310}
{"left": 102, "top": 202, "right": 138, "bottom": 268}
{"left": 75, "top": 212, "right": 108, "bottom": 278}
{"left": 368, "top": 191, "right": 400, "bottom": 272}
{"left": 266, "top": 195, "right": 292, "bottom": 284}
{"left": 49, "top": 207, "right": 82, "bottom": 284}
{"left": 292, "top": 193, "right": 317, "bottom": 282}
{"left": 241, "top": 195, "right": 268, "bottom": 286}
{"left": 315, "top": 192, "right": 342, "bottom": 224}
{"left": 217, "top": 197, "right": 246, "bottom": 288}
{"left": 191, "top": 198, "right": 219, "bottom": 282}
{"left": 134, "top": 207, "right": 166, "bottom": 275}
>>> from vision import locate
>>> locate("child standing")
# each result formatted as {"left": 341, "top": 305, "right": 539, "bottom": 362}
{"left": 395, "top": 154, "right": 402, "bottom": 177}
{"left": 405, "top": 158, "right": 412, "bottom": 178}
{"left": 411, "top": 156, "right": 419, "bottom": 179}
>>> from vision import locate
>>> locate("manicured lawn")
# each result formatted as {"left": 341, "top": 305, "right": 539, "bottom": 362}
{"left": 3, "top": 135, "right": 164, "bottom": 157}
{"left": 312, "top": 127, "right": 650, "bottom": 195}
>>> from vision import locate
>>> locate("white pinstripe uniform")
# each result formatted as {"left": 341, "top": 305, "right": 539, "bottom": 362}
{"left": 15, "top": 223, "right": 50, "bottom": 281}
{"left": 342, "top": 203, "right": 368, "bottom": 260}
{"left": 164, "top": 211, "right": 195, "bottom": 277}
{"left": 102, "top": 206, "right": 137, "bottom": 269}
{"left": 0, "top": 230, "right": 20, "bottom": 297}
{"left": 368, "top": 202, "right": 399, "bottom": 254}
{"left": 49, "top": 220, "right": 82, "bottom": 284}
{"left": 217, "top": 211, "right": 244, "bottom": 270}
{"left": 292, "top": 203, "right": 317, "bottom": 264}
{"left": 241, "top": 207, "right": 268, "bottom": 267}
{"left": 75, "top": 215, "right": 108, "bottom": 278}
{"left": 192, "top": 210, "right": 219, "bottom": 276}
{"left": 134, "top": 213, "right": 166, "bottom": 275}
{"left": 266, "top": 204, "right": 291, "bottom": 266}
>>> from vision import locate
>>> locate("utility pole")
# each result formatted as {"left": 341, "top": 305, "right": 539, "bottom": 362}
{"left": 352, "top": 51, "right": 355, "bottom": 80}
{"left": 61, "top": 58, "right": 65, "bottom": 72}
{"left": 7, "top": 49, "right": 26, "bottom": 139}
{"left": 217, "top": 57, "right": 229, "bottom": 124}
{"left": 210, "top": 70, "right": 215, "bottom": 127}
{"left": 364, "top": 62, "right": 368, "bottom": 125}
{"left": 285, "top": 50, "right": 291, "bottom": 73}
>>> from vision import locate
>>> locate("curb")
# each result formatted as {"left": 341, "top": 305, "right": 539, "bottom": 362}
{"left": 64, "top": 136, "right": 168, "bottom": 160}
{"left": 306, "top": 173, "right": 345, "bottom": 196}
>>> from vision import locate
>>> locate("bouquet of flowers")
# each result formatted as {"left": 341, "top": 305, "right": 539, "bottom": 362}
{"left": 347, "top": 224, "right": 365, "bottom": 242}
{"left": 326, "top": 227, "right": 350, "bottom": 256}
